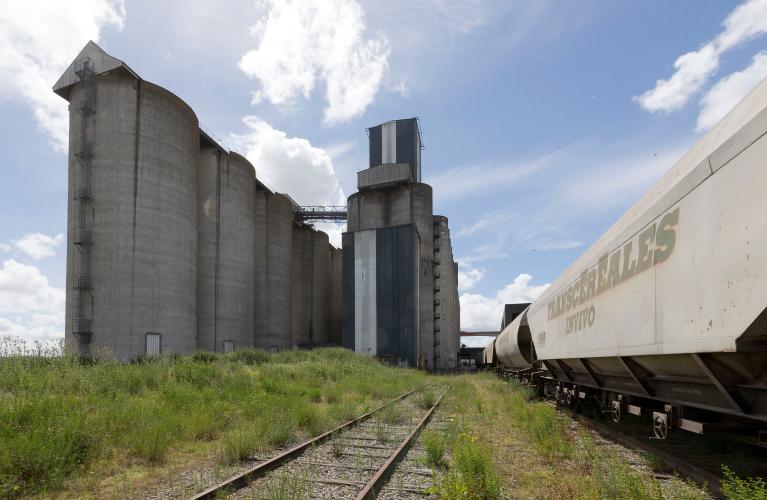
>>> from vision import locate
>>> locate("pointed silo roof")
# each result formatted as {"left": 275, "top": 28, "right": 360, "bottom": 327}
{"left": 52, "top": 40, "right": 140, "bottom": 100}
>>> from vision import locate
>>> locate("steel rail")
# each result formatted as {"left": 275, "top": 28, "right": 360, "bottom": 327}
{"left": 355, "top": 383, "right": 453, "bottom": 500}
{"left": 192, "top": 388, "right": 416, "bottom": 499}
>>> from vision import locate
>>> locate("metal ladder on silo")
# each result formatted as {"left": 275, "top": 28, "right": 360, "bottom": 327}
{"left": 73, "top": 57, "right": 95, "bottom": 354}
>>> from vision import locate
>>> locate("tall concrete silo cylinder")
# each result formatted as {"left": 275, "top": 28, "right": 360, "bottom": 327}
{"left": 291, "top": 225, "right": 313, "bottom": 347}
{"left": 253, "top": 185, "right": 269, "bottom": 348}
{"left": 329, "top": 247, "right": 343, "bottom": 345}
{"left": 266, "top": 193, "right": 294, "bottom": 349}
{"left": 197, "top": 151, "right": 257, "bottom": 353}
{"left": 197, "top": 147, "right": 222, "bottom": 352}
{"left": 311, "top": 231, "right": 330, "bottom": 344}
{"left": 65, "top": 75, "right": 199, "bottom": 360}
{"left": 218, "top": 153, "right": 257, "bottom": 351}
{"left": 433, "top": 215, "right": 457, "bottom": 370}
{"left": 412, "top": 183, "right": 434, "bottom": 369}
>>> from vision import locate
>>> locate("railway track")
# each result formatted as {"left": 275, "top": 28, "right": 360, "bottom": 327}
{"left": 193, "top": 384, "right": 451, "bottom": 499}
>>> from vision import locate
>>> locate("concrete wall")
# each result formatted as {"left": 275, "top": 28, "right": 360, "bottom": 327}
{"left": 433, "top": 215, "right": 459, "bottom": 370}
{"left": 291, "top": 224, "right": 313, "bottom": 347}
{"left": 197, "top": 147, "right": 221, "bottom": 352}
{"left": 253, "top": 185, "right": 269, "bottom": 348}
{"left": 266, "top": 193, "right": 294, "bottom": 350}
{"left": 216, "top": 153, "right": 257, "bottom": 351}
{"left": 412, "top": 184, "right": 434, "bottom": 370}
{"left": 329, "top": 247, "right": 343, "bottom": 344}
{"left": 311, "top": 231, "right": 330, "bottom": 344}
{"left": 66, "top": 75, "right": 199, "bottom": 360}
{"left": 197, "top": 151, "right": 257, "bottom": 352}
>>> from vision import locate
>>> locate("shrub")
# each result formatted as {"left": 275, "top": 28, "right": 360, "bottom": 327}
{"left": 420, "top": 430, "right": 446, "bottom": 468}
{"left": 722, "top": 465, "right": 767, "bottom": 500}
{"left": 420, "top": 390, "right": 436, "bottom": 409}
{"left": 191, "top": 350, "right": 219, "bottom": 364}
{"left": 226, "top": 348, "right": 271, "bottom": 365}
{"left": 219, "top": 428, "right": 261, "bottom": 464}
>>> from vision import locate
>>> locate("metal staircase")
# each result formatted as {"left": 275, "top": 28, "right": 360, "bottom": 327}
{"left": 73, "top": 57, "right": 95, "bottom": 352}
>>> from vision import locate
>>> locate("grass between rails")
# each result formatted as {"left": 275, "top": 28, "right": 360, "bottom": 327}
{"left": 425, "top": 373, "right": 712, "bottom": 500}
{"left": 0, "top": 343, "right": 428, "bottom": 498}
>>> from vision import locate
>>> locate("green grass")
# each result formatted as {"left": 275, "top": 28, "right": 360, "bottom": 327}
{"left": 429, "top": 432, "right": 501, "bottom": 500}
{"left": 0, "top": 339, "right": 427, "bottom": 498}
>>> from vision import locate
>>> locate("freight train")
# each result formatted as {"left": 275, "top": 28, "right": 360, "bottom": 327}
{"left": 486, "top": 76, "right": 767, "bottom": 442}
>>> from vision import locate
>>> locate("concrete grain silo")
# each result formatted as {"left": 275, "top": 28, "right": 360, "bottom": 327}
{"left": 291, "top": 225, "right": 313, "bottom": 347}
{"left": 433, "top": 215, "right": 460, "bottom": 370}
{"left": 197, "top": 147, "right": 257, "bottom": 353}
{"left": 253, "top": 183, "right": 270, "bottom": 349}
{"left": 329, "top": 247, "right": 343, "bottom": 344}
{"left": 266, "top": 193, "right": 294, "bottom": 350}
{"left": 55, "top": 42, "right": 199, "bottom": 360}
{"left": 412, "top": 183, "right": 435, "bottom": 369}
{"left": 311, "top": 231, "right": 330, "bottom": 344}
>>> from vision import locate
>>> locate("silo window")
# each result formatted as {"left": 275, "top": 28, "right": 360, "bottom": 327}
{"left": 223, "top": 340, "right": 234, "bottom": 353}
{"left": 145, "top": 333, "right": 161, "bottom": 356}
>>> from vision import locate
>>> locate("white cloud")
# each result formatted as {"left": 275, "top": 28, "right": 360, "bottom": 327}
{"left": 228, "top": 116, "right": 346, "bottom": 207}
{"left": 634, "top": 0, "right": 767, "bottom": 113}
{"left": 239, "top": 0, "right": 389, "bottom": 125}
{"left": 455, "top": 213, "right": 517, "bottom": 238}
{"left": 0, "top": 243, "right": 9, "bottom": 253}
{"left": 457, "top": 266, "right": 485, "bottom": 291}
{"left": 535, "top": 240, "right": 583, "bottom": 251}
{"left": 460, "top": 273, "right": 549, "bottom": 331}
{"left": 0, "top": 259, "right": 65, "bottom": 343}
{"left": 0, "top": 0, "right": 125, "bottom": 150}
{"left": 12, "top": 233, "right": 65, "bottom": 260}
{"left": 427, "top": 153, "right": 556, "bottom": 203}
{"left": 697, "top": 51, "right": 767, "bottom": 131}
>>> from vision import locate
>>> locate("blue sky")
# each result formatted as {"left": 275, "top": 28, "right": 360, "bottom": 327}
{"left": 2, "top": 0, "right": 767, "bottom": 342}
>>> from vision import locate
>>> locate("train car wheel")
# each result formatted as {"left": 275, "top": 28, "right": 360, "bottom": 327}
{"left": 611, "top": 401, "right": 621, "bottom": 423}
{"left": 653, "top": 414, "right": 668, "bottom": 440}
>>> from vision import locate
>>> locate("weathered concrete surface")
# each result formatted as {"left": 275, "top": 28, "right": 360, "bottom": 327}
{"left": 311, "top": 230, "right": 330, "bottom": 344}
{"left": 66, "top": 75, "right": 199, "bottom": 361}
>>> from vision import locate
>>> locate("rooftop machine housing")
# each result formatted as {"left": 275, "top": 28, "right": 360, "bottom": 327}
{"left": 367, "top": 118, "right": 422, "bottom": 182}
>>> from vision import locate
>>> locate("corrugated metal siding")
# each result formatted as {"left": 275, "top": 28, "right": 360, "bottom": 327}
{"left": 342, "top": 233, "right": 355, "bottom": 350}
{"left": 382, "top": 121, "right": 396, "bottom": 164}
{"left": 375, "top": 225, "right": 418, "bottom": 366}
{"left": 145, "top": 333, "right": 161, "bottom": 355}
{"left": 369, "top": 125, "right": 382, "bottom": 167}
{"left": 357, "top": 163, "right": 413, "bottom": 189}
{"left": 354, "top": 230, "right": 377, "bottom": 355}
{"left": 395, "top": 119, "right": 420, "bottom": 182}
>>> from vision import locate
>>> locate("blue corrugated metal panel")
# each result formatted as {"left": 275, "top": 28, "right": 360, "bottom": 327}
{"left": 368, "top": 125, "right": 382, "bottom": 168}
{"left": 375, "top": 224, "right": 417, "bottom": 366}
{"left": 342, "top": 232, "right": 355, "bottom": 350}
{"left": 395, "top": 118, "right": 420, "bottom": 182}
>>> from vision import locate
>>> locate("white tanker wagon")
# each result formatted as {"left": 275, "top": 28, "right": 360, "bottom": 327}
{"left": 492, "top": 75, "right": 767, "bottom": 440}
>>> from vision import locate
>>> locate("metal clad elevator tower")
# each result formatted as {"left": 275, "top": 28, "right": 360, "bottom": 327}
{"left": 343, "top": 119, "right": 460, "bottom": 370}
